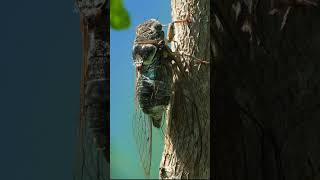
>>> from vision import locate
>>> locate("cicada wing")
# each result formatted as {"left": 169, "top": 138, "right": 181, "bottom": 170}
{"left": 133, "top": 76, "right": 152, "bottom": 177}
{"left": 133, "top": 102, "right": 152, "bottom": 178}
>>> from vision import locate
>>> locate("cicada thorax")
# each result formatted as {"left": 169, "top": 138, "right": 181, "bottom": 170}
{"left": 133, "top": 19, "right": 173, "bottom": 128}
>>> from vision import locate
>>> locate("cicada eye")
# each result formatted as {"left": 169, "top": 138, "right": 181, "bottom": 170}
{"left": 132, "top": 44, "right": 158, "bottom": 66}
{"left": 151, "top": 20, "right": 162, "bottom": 31}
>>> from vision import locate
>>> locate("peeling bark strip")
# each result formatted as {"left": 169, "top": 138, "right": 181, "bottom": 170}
{"left": 74, "top": 0, "right": 109, "bottom": 179}
{"left": 160, "top": 0, "right": 210, "bottom": 179}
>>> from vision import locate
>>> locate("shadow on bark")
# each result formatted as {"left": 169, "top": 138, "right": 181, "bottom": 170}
{"left": 212, "top": 1, "right": 320, "bottom": 179}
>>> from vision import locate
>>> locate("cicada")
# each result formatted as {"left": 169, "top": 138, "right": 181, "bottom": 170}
{"left": 132, "top": 18, "right": 190, "bottom": 177}
{"left": 74, "top": 1, "right": 109, "bottom": 179}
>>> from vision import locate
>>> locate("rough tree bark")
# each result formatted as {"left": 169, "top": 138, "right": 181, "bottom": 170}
{"left": 74, "top": 0, "right": 109, "bottom": 179}
{"left": 212, "top": 0, "right": 320, "bottom": 179}
{"left": 159, "top": 0, "right": 210, "bottom": 179}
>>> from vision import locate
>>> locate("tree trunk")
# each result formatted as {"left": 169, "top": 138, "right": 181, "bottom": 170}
{"left": 74, "top": 1, "right": 109, "bottom": 179}
{"left": 212, "top": 0, "right": 320, "bottom": 179}
{"left": 159, "top": 0, "right": 210, "bottom": 179}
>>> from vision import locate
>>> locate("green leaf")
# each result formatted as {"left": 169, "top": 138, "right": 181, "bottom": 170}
{"left": 110, "top": 0, "right": 131, "bottom": 30}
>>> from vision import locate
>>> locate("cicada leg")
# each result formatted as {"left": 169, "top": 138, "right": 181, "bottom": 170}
{"left": 164, "top": 15, "right": 209, "bottom": 73}
{"left": 164, "top": 44, "right": 209, "bottom": 77}
{"left": 166, "top": 14, "right": 192, "bottom": 43}
{"left": 162, "top": 45, "right": 187, "bottom": 79}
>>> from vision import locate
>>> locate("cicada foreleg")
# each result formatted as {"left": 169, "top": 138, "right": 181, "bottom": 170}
{"left": 162, "top": 45, "right": 187, "bottom": 80}
{"left": 164, "top": 15, "right": 209, "bottom": 73}
{"left": 166, "top": 14, "right": 192, "bottom": 44}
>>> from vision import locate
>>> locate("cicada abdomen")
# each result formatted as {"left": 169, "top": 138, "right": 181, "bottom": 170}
{"left": 132, "top": 19, "right": 173, "bottom": 177}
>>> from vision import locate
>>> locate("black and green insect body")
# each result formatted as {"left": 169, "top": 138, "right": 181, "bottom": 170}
{"left": 132, "top": 19, "right": 175, "bottom": 177}
{"left": 133, "top": 19, "right": 173, "bottom": 128}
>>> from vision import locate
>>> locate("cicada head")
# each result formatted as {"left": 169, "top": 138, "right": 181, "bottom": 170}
{"left": 135, "top": 19, "right": 164, "bottom": 42}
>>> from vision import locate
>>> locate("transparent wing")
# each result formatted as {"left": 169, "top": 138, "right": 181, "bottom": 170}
{"left": 133, "top": 104, "right": 152, "bottom": 178}
{"left": 133, "top": 75, "right": 153, "bottom": 178}
{"left": 159, "top": 110, "right": 168, "bottom": 140}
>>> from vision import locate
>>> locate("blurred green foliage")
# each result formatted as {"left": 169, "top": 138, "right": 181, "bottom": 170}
{"left": 110, "top": 0, "right": 130, "bottom": 30}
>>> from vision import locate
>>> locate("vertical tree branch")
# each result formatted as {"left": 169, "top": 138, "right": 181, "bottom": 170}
{"left": 159, "top": 0, "right": 210, "bottom": 179}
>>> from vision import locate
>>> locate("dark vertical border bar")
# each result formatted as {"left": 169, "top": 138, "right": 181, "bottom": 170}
{"left": 74, "top": 0, "right": 110, "bottom": 179}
